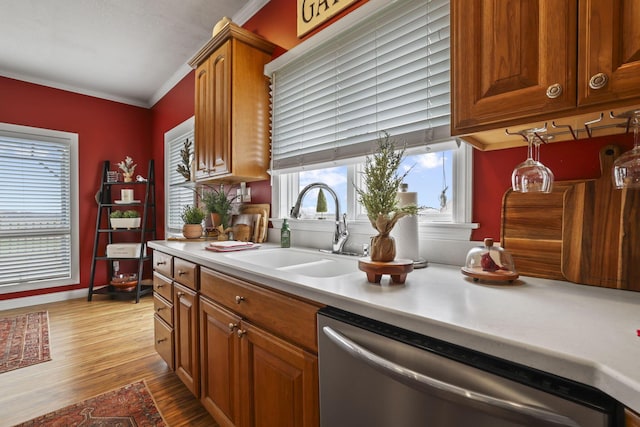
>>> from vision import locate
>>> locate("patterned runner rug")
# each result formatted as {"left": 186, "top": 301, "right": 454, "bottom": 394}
{"left": 0, "top": 311, "right": 51, "bottom": 374}
{"left": 13, "top": 380, "right": 167, "bottom": 426}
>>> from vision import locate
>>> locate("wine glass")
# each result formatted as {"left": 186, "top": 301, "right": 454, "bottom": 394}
{"left": 511, "top": 131, "right": 554, "bottom": 193}
{"left": 612, "top": 110, "right": 640, "bottom": 189}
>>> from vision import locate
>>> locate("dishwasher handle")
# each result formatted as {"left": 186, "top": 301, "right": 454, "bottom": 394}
{"left": 322, "top": 326, "right": 581, "bottom": 427}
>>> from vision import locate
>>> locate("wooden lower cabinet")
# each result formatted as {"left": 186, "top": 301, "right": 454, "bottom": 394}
{"left": 200, "top": 297, "right": 241, "bottom": 427}
{"left": 199, "top": 266, "right": 321, "bottom": 427}
{"left": 174, "top": 282, "right": 200, "bottom": 397}
{"left": 239, "top": 321, "right": 319, "bottom": 427}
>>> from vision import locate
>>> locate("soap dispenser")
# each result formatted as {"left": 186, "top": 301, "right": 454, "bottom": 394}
{"left": 281, "top": 219, "right": 291, "bottom": 248}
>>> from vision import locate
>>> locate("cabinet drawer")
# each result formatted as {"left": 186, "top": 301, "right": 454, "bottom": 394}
{"left": 153, "top": 272, "right": 173, "bottom": 302}
{"left": 201, "top": 267, "right": 321, "bottom": 352}
{"left": 174, "top": 258, "right": 198, "bottom": 290}
{"left": 153, "top": 251, "right": 173, "bottom": 277}
{"left": 154, "top": 316, "right": 174, "bottom": 370}
{"left": 154, "top": 294, "right": 173, "bottom": 326}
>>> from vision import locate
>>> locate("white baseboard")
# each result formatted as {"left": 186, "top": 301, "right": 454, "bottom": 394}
{"left": 0, "top": 289, "right": 88, "bottom": 311}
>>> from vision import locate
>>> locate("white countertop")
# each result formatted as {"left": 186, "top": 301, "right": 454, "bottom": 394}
{"left": 148, "top": 240, "right": 640, "bottom": 413}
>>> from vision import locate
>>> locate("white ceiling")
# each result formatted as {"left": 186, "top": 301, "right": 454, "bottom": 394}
{"left": 0, "top": 0, "right": 268, "bottom": 107}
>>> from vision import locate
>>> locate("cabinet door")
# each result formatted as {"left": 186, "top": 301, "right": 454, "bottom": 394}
{"left": 578, "top": 0, "right": 640, "bottom": 106}
{"left": 174, "top": 283, "right": 200, "bottom": 397}
{"left": 452, "top": 0, "right": 577, "bottom": 132}
{"left": 195, "top": 57, "right": 213, "bottom": 181}
{"left": 200, "top": 297, "right": 241, "bottom": 427}
{"left": 238, "top": 322, "right": 319, "bottom": 427}
{"left": 194, "top": 41, "right": 231, "bottom": 181}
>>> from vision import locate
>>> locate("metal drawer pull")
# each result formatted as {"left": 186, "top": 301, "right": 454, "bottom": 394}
{"left": 177, "top": 270, "right": 186, "bottom": 276}
{"left": 589, "top": 72, "right": 608, "bottom": 90}
{"left": 322, "top": 326, "right": 580, "bottom": 427}
{"left": 156, "top": 261, "right": 166, "bottom": 266}
{"left": 156, "top": 338, "right": 167, "bottom": 344}
{"left": 235, "top": 296, "right": 245, "bottom": 304}
{"left": 156, "top": 307, "right": 164, "bottom": 312}
{"left": 546, "top": 83, "right": 563, "bottom": 99}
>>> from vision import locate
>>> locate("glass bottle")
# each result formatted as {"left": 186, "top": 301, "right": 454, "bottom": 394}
{"left": 281, "top": 219, "right": 291, "bottom": 248}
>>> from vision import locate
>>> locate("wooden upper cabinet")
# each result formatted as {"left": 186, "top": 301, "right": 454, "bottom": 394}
{"left": 189, "top": 21, "right": 275, "bottom": 183}
{"left": 578, "top": 0, "right": 640, "bottom": 106}
{"left": 452, "top": 0, "right": 640, "bottom": 149}
{"left": 452, "top": 0, "right": 578, "bottom": 133}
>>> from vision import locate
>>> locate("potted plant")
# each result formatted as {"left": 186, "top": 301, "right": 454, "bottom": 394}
{"left": 109, "top": 209, "right": 141, "bottom": 229}
{"left": 201, "top": 184, "right": 238, "bottom": 230}
{"left": 181, "top": 205, "right": 205, "bottom": 239}
{"left": 354, "top": 132, "right": 418, "bottom": 262}
{"left": 117, "top": 156, "right": 137, "bottom": 182}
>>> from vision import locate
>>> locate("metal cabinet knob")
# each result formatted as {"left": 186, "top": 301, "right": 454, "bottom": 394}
{"left": 237, "top": 329, "right": 246, "bottom": 338}
{"left": 589, "top": 72, "right": 608, "bottom": 90}
{"left": 546, "top": 83, "right": 563, "bottom": 99}
{"left": 235, "top": 295, "right": 245, "bottom": 304}
{"left": 228, "top": 323, "right": 238, "bottom": 331}
{"left": 177, "top": 292, "right": 185, "bottom": 298}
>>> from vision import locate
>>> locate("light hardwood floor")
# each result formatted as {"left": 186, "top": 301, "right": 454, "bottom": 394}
{"left": 0, "top": 295, "right": 217, "bottom": 427}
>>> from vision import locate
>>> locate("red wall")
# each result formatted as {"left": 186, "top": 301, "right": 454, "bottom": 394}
{"left": 0, "top": 76, "right": 152, "bottom": 299}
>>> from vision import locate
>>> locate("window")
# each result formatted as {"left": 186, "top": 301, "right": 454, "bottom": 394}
{"left": 267, "top": 0, "right": 475, "bottom": 239}
{"left": 164, "top": 117, "right": 197, "bottom": 237}
{"left": 0, "top": 123, "right": 79, "bottom": 291}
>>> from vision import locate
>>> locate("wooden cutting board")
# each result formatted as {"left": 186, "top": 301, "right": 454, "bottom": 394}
{"left": 562, "top": 145, "right": 640, "bottom": 290}
{"left": 501, "top": 182, "right": 576, "bottom": 280}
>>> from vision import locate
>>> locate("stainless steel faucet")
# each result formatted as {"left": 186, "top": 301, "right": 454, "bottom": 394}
{"left": 290, "top": 182, "right": 349, "bottom": 254}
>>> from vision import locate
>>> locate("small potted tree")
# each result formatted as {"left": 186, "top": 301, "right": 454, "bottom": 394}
{"left": 109, "top": 209, "right": 140, "bottom": 229}
{"left": 354, "top": 132, "right": 417, "bottom": 262}
{"left": 181, "top": 205, "right": 205, "bottom": 239}
{"left": 316, "top": 188, "right": 328, "bottom": 219}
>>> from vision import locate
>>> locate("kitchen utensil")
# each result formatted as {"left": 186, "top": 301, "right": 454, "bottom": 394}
{"left": 563, "top": 145, "right": 640, "bottom": 290}
{"left": 238, "top": 204, "right": 270, "bottom": 243}
{"left": 501, "top": 181, "right": 575, "bottom": 280}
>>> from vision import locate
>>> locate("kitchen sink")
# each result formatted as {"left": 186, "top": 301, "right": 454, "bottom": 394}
{"left": 226, "top": 248, "right": 359, "bottom": 278}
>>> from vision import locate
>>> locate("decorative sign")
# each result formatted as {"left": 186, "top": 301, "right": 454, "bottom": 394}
{"left": 297, "top": 0, "right": 359, "bottom": 38}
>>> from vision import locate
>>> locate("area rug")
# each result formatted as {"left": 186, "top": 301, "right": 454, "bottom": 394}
{"left": 13, "top": 380, "right": 167, "bottom": 426}
{"left": 0, "top": 311, "right": 51, "bottom": 374}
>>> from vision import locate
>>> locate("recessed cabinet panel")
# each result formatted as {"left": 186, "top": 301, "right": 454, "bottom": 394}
{"left": 174, "top": 283, "right": 200, "bottom": 397}
{"left": 200, "top": 297, "right": 241, "bottom": 427}
{"left": 578, "top": 0, "right": 640, "bottom": 105}
{"left": 452, "top": 0, "right": 577, "bottom": 132}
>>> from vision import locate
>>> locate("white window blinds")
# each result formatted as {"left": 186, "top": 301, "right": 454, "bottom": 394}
{"left": 269, "top": 0, "right": 451, "bottom": 172}
{"left": 166, "top": 131, "right": 196, "bottom": 234}
{"left": 0, "top": 129, "right": 74, "bottom": 287}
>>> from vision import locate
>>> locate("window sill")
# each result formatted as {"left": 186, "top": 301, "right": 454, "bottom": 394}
{"left": 271, "top": 218, "right": 478, "bottom": 241}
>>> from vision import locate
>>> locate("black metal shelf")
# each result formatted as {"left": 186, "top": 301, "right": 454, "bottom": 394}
{"left": 88, "top": 159, "right": 156, "bottom": 304}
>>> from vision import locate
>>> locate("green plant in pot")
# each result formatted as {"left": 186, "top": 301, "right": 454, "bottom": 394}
{"left": 201, "top": 184, "right": 238, "bottom": 231}
{"left": 109, "top": 209, "right": 140, "bottom": 229}
{"left": 181, "top": 205, "right": 205, "bottom": 239}
{"left": 354, "top": 132, "right": 418, "bottom": 262}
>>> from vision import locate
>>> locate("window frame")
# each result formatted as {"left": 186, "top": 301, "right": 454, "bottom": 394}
{"left": 164, "top": 116, "right": 197, "bottom": 238}
{"left": 0, "top": 122, "right": 79, "bottom": 293}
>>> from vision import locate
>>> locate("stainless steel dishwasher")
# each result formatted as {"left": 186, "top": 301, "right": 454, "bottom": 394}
{"left": 318, "top": 307, "right": 622, "bottom": 427}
